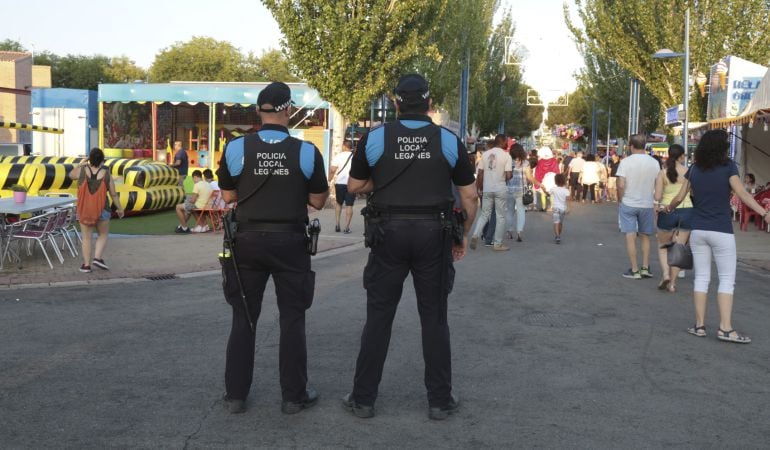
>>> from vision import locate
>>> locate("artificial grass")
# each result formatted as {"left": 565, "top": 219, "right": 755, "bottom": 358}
{"left": 107, "top": 209, "right": 182, "bottom": 235}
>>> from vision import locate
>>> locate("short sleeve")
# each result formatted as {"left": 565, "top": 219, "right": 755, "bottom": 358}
{"left": 307, "top": 149, "right": 329, "bottom": 194}
{"left": 728, "top": 161, "right": 739, "bottom": 177}
{"left": 349, "top": 134, "right": 371, "bottom": 180}
{"left": 451, "top": 139, "right": 475, "bottom": 186}
{"left": 504, "top": 153, "right": 513, "bottom": 171}
{"left": 216, "top": 146, "right": 237, "bottom": 190}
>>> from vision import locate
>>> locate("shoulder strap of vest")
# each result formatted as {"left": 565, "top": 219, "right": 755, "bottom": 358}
{"left": 236, "top": 134, "right": 272, "bottom": 207}
{"left": 369, "top": 123, "right": 440, "bottom": 204}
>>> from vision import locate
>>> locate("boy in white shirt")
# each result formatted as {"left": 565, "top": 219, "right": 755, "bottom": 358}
{"left": 549, "top": 173, "right": 570, "bottom": 244}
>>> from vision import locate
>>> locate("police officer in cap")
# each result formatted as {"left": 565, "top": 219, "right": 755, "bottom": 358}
{"left": 217, "top": 81, "right": 329, "bottom": 414}
{"left": 342, "top": 74, "right": 478, "bottom": 420}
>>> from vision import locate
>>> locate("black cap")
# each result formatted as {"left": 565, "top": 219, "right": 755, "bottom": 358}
{"left": 257, "top": 82, "right": 294, "bottom": 112}
{"left": 394, "top": 74, "right": 430, "bottom": 103}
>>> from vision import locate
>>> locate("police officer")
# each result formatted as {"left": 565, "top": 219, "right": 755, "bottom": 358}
{"left": 217, "top": 81, "right": 329, "bottom": 414}
{"left": 342, "top": 74, "right": 478, "bottom": 420}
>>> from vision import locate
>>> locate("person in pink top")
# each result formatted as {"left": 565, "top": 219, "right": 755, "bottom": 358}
{"left": 533, "top": 146, "right": 560, "bottom": 212}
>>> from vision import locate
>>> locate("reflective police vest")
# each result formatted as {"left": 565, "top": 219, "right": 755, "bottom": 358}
{"left": 236, "top": 133, "right": 308, "bottom": 223}
{"left": 371, "top": 121, "right": 453, "bottom": 209}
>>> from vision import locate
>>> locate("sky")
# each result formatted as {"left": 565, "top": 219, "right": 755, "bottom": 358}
{"left": 2, "top": 0, "right": 583, "bottom": 99}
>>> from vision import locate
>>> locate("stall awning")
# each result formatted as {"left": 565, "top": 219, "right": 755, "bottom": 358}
{"left": 98, "top": 82, "right": 330, "bottom": 109}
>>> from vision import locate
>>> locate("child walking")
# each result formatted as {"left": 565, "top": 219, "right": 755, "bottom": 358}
{"left": 549, "top": 173, "right": 570, "bottom": 244}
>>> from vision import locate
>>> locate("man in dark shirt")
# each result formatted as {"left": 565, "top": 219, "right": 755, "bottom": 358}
{"left": 216, "top": 81, "right": 329, "bottom": 415}
{"left": 608, "top": 153, "right": 621, "bottom": 202}
{"left": 171, "top": 140, "right": 189, "bottom": 187}
{"left": 342, "top": 74, "right": 477, "bottom": 420}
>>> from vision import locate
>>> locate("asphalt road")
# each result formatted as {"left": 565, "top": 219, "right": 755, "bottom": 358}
{"left": 2, "top": 203, "right": 769, "bottom": 449}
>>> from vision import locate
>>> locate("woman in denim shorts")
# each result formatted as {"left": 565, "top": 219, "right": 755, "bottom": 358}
{"left": 654, "top": 145, "right": 692, "bottom": 292}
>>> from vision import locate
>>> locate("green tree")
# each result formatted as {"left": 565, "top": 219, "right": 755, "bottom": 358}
{"left": 415, "top": 0, "right": 499, "bottom": 109}
{"left": 243, "top": 49, "right": 301, "bottom": 82}
{"left": 32, "top": 50, "right": 59, "bottom": 67}
{"left": 548, "top": 53, "right": 661, "bottom": 138}
{"left": 0, "top": 39, "right": 26, "bottom": 52}
{"left": 53, "top": 55, "right": 113, "bottom": 90}
{"left": 566, "top": 0, "right": 770, "bottom": 120}
{"left": 466, "top": 10, "right": 541, "bottom": 137}
{"left": 149, "top": 36, "right": 245, "bottom": 82}
{"left": 105, "top": 56, "right": 147, "bottom": 83}
{"left": 262, "top": 0, "right": 447, "bottom": 119}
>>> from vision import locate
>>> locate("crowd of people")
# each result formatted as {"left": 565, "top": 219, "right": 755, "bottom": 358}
{"left": 466, "top": 130, "right": 770, "bottom": 346}
{"left": 469, "top": 138, "right": 630, "bottom": 246}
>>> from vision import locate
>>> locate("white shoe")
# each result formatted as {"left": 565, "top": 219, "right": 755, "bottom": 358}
{"left": 191, "top": 225, "right": 203, "bottom": 233}
{"left": 678, "top": 270, "right": 686, "bottom": 279}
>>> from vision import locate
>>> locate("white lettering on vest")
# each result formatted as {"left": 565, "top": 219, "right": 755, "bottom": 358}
{"left": 395, "top": 136, "right": 430, "bottom": 160}
{"left": 253, "top": 152, "right": 289, "bottom": 175}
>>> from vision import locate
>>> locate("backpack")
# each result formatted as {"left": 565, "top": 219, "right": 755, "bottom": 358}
{"left": 77, "top": 166, "right": 108, "bottom": 226}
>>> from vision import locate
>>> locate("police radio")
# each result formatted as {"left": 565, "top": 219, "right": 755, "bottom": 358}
{"left": 306, "top": 218, "right": 321, "bottom": 255}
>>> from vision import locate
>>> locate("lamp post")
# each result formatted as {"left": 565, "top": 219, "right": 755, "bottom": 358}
{"left": 653, "top": 8, "right": 690, "bottom": 164}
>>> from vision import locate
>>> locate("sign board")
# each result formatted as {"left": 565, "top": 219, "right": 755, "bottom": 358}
{"left": 665, "top": 104, "right": 683, "bottom": 125}
{"left": 707, "top": 55, "right": 768, "bottom": 121}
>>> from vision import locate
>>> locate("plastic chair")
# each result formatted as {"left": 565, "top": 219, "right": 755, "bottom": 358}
{"left": 739, "top": 201, "right": 762, "bottom": 231}
{"left": 193, "top": 190, "right": 223, "bottom": 232}
{"left": 2, "top": 212, "right": 64, "bottom": 269}
{"left": 49, "top": 208, "right": 78, "bottom": 258}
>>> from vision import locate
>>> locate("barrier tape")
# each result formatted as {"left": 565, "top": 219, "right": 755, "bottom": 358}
{"left": 0, "top": 121, "right": 64, "bottom": 134}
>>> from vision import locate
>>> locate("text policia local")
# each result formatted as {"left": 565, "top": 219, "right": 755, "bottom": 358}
{"left": 395, "top": 136, "right": 430, "bottom": 160}
{"left": 253, "top": 152, "right": 290, "bottom": 176}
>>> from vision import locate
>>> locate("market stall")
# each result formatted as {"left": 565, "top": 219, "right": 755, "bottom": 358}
{"left": 97, "top": 82, "right": 336, "bottom": 171}
{"left": 708, "top": 60, "right": 770, "bottom": 186}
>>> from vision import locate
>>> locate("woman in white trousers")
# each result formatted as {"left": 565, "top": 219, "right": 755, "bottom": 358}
{"left": 668, "top": 130, "right": 769, "bottom": 344}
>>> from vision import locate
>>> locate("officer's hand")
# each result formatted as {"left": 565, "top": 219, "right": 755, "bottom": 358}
{"left": 452, "top": 237, "right": 468, "bottom": 262}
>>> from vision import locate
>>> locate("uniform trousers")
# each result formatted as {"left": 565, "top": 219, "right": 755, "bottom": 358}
{"left": 353, "top": 218, "right": 455, "bottom": 408}
{"left": 223, "top": 230, "right": 315, "bottom": 402}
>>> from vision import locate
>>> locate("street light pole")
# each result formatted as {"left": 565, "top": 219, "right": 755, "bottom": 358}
{"left": 652, "top": 7, "right": 691, "bottom": 164}
{"left": 683, "top": 8, "right": 690, "bottom": 164}
{"left": 606, "top": 106, "right": 612, "bottom": 158}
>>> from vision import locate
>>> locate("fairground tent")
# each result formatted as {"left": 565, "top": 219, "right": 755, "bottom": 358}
{"left": 710, "top": 67, "right": 770, "bottom": 186}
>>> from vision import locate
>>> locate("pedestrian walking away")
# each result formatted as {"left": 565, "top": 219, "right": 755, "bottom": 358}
{"left": 607, "top": 153, "right": 621, "bottom": 202}
{"left": 471, "top": 134, "right": 512, "bottom": 251}
{"left": 68, "top": 148, "right": 125, "bottom": 273}
{"left": 533, "top": 146, "right": 560, "bottom": 212}
{"left": 567, "top": 150, "right": 585, "bottom": 201}
{"left": 344, "top": 73, "right": 477, "bottom": 420}
{"left": 580, "top": 153, "right": 603, "bottom": 203}
{"left": 549, "top": 173, "right": 570, "bottom": 244}
{"left": 216, "top": 81, "right": 330, "bottom": 414}
{"left": 504, "top": 143, "right": 535, "bottom": 242}
{"left": 617, "top": 134, "right": 660, "bottom": 280}
{"left": 667, "top": 129, "right": 769, "bottom": 344}
{"left": 329, "top": 140, "right": 357, "bottom": 233}
{"left": 654, "top": 144, "right": 692, "bottom": 292}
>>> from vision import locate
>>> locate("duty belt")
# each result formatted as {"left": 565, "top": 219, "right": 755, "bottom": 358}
{"left": 381, "top": 212, "right": 444, "bottom": 220}
{"left": 238, "top": 222, "right": 306, "bottom": 233}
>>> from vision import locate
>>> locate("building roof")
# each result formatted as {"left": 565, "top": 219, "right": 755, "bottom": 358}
{"left": 0, "top": 51, "right": 32, "bottom": 62}
{"left": 98, "top": 82, "right": 329, "bottom": 109}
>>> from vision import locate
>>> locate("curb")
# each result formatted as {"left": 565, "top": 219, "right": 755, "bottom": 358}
{"left": 0, "top": 242, "right": 366, "bottom": 291}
